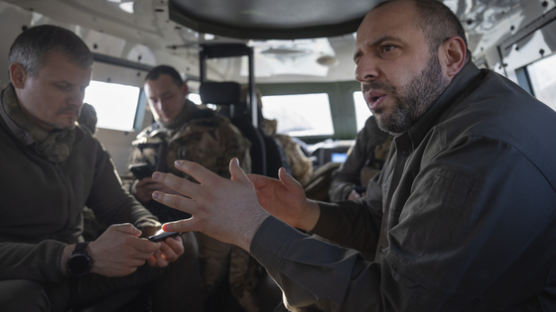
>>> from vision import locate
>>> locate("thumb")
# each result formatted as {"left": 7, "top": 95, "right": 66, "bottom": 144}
{"left": 111, "top": 223, "right": 142, "bottom": 237}
{"left": 278, "top": 167, "right": 301, "bottom": 189}
{"left": 229, "top": 157, "right": 250, "bottom": 184}
{"left": 163, "top": 219, "right": 196, "bottom": 233}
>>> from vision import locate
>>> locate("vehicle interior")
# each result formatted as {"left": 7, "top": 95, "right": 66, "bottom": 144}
{"left": 0, "top": 0, "right": 555, "bottom": 310}
{"left": 1, "top": 0, "right": 554, "bottom": 177}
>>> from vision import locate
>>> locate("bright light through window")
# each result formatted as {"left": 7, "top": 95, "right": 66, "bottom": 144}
{"left": 84, "top": 80, "right": 140, "bottom": 132}
{"left": 261, "top": 93, "right": 334, "bottom": 137}
{"left": 188, "top": 93, "right": 202, "bottom": 105}
{"left": 528, "top": 53, "right": 556, "bottom": 111}
{"left": 353, "top": 91, "right": 372, "bottom": 131}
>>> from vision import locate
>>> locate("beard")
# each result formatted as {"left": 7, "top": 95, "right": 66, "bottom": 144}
{"left": 366, "top": 53, "right": 450, "bottom": 135}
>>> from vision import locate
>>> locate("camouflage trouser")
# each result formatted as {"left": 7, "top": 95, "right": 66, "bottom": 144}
{"left": 196, "top": 233, "right": 262, "bottom": 312}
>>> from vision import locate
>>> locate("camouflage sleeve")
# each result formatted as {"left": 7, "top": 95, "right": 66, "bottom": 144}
{"left": 217, "top": 119, "right": 252, "bottom": 176}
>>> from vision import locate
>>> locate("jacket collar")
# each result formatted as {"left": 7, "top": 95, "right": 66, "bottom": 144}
{"left": 0, "top": 84, "right": 75, "bottom": 163}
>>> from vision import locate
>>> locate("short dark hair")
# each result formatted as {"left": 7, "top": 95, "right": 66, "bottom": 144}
{"left": 145, "top": 65, "right": 185, "bottom": 87}
{"left": 8, "top": 24, "right": 93, "bottom": 76}
{"left": 375, "top": 0, "right": 468, "bottom": 52}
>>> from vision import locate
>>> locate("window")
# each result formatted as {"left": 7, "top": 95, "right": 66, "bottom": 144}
{"left": 527, "top": 53, "right": 556, "bottom": 111}
{"left": 261, "top": 93, "right": 334, "bottom": 137}
{"left": 187, "top": 93, "right": 202, "bottom": 105}
{"left": 84, "top": 80, "right": 141, "bottom": 131}
{"left": 353, "top": 91, "right": 372, "bottom": 131}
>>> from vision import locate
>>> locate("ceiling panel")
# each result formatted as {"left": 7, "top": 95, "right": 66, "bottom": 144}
{"left": 169, "top": 0, "right": 381, "bottom": 39}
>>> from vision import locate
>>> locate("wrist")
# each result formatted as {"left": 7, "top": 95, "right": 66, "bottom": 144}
{"left": 60, "top": 244, "right": 75, "bottom": 275}
{"left": 241, "top": 208, "right": 271, "bottom": 252}
{"left": 300, "top": 199, "right": 320, "bottom": 232}
{"left": 87, "top": 240, "right": 100, "bottom": 274}
{"left": 66, "top": 242, "right": 93, "bottom": 277}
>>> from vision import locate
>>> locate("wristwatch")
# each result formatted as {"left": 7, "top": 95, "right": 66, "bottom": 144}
{"left": 67, "top": 242, "right": 92, "bottom": 277}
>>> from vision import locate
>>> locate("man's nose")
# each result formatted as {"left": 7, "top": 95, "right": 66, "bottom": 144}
{"left": 355, "top": 55, "right": 379, "bottom": 82}
{"left": 68, "top": 89, "right": 85, "bottom": 107}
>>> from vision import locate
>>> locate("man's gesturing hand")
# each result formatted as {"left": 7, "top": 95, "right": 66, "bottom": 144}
{"left": 151, "top": 158, "right": 270, "bottom": 251}
{"left": 248, "top": 168, "right": 320, "bottom": 232}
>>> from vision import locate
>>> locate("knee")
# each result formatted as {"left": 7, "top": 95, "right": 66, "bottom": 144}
{"left": 0, "top": 280, "right": 51, "bottom": 312}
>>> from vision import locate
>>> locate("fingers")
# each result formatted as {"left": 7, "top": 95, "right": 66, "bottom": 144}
{"left": 160, "top": 238, "right": 182, "bottom": 261}
{"left": 229, "top": 158, "right": 250, "bottom": 184}
{"left": 162, "top": 219, "right": 197, "bottom": 233}
{"left": 152, "top": 171, "right": 201, "bottom": 198}
{"left": 147, "top": 236, "right": 183, "bottom": 268}
{"left": 110, "top": 223, "right": 142, "bottom": 237}
{"left": 152, "top": 192, "right": 198, "bottom": 214}
{"left": 173, "top": 160, "right": 221, "bottom": 185}
{"left": 278, "top": 167, "right": 302, "bottom": 188}
{"left": 130, "top": 239, "right": 161, "bottom": 254}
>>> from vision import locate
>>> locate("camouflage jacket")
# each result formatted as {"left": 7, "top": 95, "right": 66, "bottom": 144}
{"left": 129, "top": 101, "right": 251, "bottom": 181}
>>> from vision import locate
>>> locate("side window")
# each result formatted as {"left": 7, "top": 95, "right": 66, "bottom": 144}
{"left": 526, "top": 53, "right": 556, "bottom": 111}
{"left": 261, "top": 93, "right": 334, "bottom": 137}
{"left": 353, "top": 91, "right": 372, "bottom": 131}
{"left": 187, "top": 93, "right": 202, "bottom": 105}
{"left": 84, "top": 80, "right": 141, "bottom": 131}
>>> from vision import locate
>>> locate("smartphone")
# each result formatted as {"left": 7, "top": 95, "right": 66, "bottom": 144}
{"left": 129, "top": 163, "right": 155, "bottom": 180}
{"left": 148, "top": 231, "right": 179, "bottom": 242}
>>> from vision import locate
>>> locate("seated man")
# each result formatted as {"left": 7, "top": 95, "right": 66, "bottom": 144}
{"left": 128, "top": 65, "right": 261, "bottom": 311}
{"left": 0, "top": 25, "right": 204, "bottom": 312}
{"left": 328, "top": 115, "right": 391, "bottom": 202}
{"left": 150, "top": 0, "right": 556, "bottom": 310}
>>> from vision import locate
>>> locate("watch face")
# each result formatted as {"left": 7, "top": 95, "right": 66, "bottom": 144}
{"left": 68, "top": 253, "right": 91, "bottom": 277}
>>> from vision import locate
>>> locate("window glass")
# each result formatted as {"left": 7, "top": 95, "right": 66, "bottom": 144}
{"left": 187, "top": 93, "right": 202, "bottom": 105}
{"left": 84, "top": 80, "right": 140, "bottom": 131}
{"left": 261, "top": 93, "right": 334, "bottom": 137}
{"left": 527, "top": 53, "right": 556, "bottom": 111}
{"left": 353, "top": 91, "right": 372, "bottom": 131}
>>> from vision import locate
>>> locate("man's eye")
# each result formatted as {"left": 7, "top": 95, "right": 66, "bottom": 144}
{"left": 381, "top": 45, "right": 397, "bottom": 54}
{"left": 55, "top": 83, "right": 72, "bottom": 91}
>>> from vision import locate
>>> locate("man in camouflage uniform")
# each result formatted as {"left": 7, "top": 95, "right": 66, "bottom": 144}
{"left": 128, "top": 65, "right": 261, "bottom": 311}
{"left": 328, "top": 115, "right": 391, "bottom": 202}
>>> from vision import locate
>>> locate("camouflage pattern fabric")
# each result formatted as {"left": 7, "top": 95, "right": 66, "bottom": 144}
{"left": 261, "top": 117, "right": 313, "bottom": 185}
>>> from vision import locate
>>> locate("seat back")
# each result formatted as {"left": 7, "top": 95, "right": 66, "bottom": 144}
{"left": 200, "top": 81, "right": 267, "bottom": 175}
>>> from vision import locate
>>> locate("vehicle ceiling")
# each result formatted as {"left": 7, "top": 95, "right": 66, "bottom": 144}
{"left": 1, "top": 0, "right": 555, "bottom": 84}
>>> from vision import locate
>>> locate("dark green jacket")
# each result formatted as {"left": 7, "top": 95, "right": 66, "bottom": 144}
{"left": 0, "top": 85, "right": 158, "bottom": 284}
{"left": 251, "top": 63, "right": 556, "bottom": 311}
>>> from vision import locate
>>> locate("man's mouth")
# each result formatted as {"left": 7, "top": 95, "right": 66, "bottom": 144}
{"left": 366, "top": 91, "right": 387, "bottom": 111}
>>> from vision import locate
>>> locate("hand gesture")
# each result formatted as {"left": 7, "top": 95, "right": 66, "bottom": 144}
{"left": 248, "top": 168, "right": 320, "bottom": 231}
{"left": 151, "top": 158, "right": 270, "bottom": 251}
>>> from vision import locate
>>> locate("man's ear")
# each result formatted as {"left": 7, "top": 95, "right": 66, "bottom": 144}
{"left": 9, "top": 63, "right": 27, "bottom": 88}
{"left": 439, "top": 36, "right": 467, "bottom": 79}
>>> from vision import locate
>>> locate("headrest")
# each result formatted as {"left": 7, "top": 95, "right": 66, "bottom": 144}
{"left": 200, "top": 81, "right": 241, "bottom": 106}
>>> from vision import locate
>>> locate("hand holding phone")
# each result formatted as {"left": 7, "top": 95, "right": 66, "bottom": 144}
{"left": 148, "top": 230, "right": 179, "bottom": 242}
